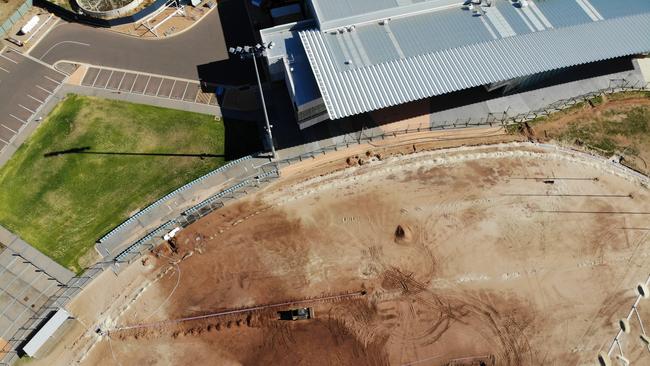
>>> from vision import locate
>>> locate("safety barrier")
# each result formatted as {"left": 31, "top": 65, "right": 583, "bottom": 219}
{"left": 98, "top": 155, "right": 253, "bottom": 243}
{"left": 272, "top": 79, "right": 650, "bottom": 169}
{"left": 109, "top": 167, "right": 279, "bottom": 267}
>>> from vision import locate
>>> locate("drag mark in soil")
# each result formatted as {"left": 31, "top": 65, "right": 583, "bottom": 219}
{"left": 111, "top": 290, "right": 367, "bottom": 333}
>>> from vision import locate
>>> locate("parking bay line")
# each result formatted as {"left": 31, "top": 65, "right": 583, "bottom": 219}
{"left": 18, "top": 104, "right": 35, "bottom": 113}
{"left": 1, "top": 123, "right": 16, "bottom": 133}
{"left": 36, "top": 85, "right": 53, "bottom": 94}
{"left": 44, "top": 75, "right": 63, "bottom": 84}
{"left": 0, "top": 65, "right": 9, "bottom": 73}
{"left": 0, "top": 53, "right": 18, "bottom": 64}
{"left": 9, "top": 114, "right": 26, "bottom": 124}
{"left": 27, "top": 94, "right": 44, "bottom": 103}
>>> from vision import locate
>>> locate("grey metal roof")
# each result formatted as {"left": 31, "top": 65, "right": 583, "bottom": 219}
{"left": 300, "top": 0, "right": 650, "bottom": 119}
{"left": 308, "top": 0, "right": 459, "bottom": 31}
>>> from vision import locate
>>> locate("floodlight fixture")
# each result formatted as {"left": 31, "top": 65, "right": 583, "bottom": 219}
{"left": 620, "top": 318, "right": 631, "bottom": 334}
{"left": 597, "top": 352, "right": 612, "bottom": 366}
{"left": 637, "top": 283, "right": 649, "bottom": 299}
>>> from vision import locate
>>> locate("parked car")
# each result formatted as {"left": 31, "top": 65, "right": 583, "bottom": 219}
{"left": 6, "top": 37, "right": 24, "bottom": 47}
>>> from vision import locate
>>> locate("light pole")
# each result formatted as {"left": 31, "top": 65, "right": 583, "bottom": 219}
{"left": 229, "top": 42, "right": 276, "bottom": 159}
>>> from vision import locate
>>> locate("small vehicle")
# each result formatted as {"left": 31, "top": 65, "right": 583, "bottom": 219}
{"left": 163, "top": 227, "right": 181, "bottom": 241}
{"left": 278, "top": 307, "right": 314, "bottom": 321}
{"left": 6, "top": 37, "right": 24, "bottom": 47}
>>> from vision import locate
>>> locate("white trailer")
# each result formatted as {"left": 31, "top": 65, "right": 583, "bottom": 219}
{"left": 20, "top": 15, "right": 40, "bottom": 35}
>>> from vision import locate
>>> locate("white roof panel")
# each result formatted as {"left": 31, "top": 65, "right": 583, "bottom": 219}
{"left": 22, "top": 308, "right": 70, "bottom": 357}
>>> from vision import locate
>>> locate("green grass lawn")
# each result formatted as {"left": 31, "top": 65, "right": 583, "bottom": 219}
{"left": 0, "top": 95, "right": 226, "bottom": 273}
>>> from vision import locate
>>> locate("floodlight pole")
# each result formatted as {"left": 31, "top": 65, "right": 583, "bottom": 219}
{"left": 251, "top": 54, "right": 276, "bottom": 159}
{"left": 229, "top": 43, "right": 276, "bottom": 159}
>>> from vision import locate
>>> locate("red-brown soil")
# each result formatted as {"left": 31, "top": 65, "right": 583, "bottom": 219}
{"left": 44, "top": 143, "right": 650, "bottom": 366}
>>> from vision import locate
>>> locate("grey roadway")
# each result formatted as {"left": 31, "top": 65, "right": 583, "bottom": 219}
{"left": 30, "top": 8, "right": 229, "bottom": 80}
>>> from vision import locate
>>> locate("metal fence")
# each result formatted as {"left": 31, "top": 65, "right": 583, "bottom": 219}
{"left": 110, "top": 165, "right": 280, "bottom": 267}
{"left": 272, "top": 78, "right": 650, "bottom": 168}
{"left": 1, "top": 0, "right": 32, "bottom": 38}
{"left": 98, "top": 155, "right": 254, "bottom": 244}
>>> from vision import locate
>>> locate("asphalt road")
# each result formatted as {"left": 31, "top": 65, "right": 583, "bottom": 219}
{"left": 0, "top": 49, "right": 66, "bottom": 152}
{"left": 30, "top": 8, "right": 230, "bottom": 80}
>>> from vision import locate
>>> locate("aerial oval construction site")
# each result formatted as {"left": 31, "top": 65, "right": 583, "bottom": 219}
{"left": 34, "top": 134, "right": 650, "bottom": 366}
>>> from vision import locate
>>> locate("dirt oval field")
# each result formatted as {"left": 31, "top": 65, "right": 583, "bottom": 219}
{"left": 61, "top": 143, "right": 650, "bottom": 366}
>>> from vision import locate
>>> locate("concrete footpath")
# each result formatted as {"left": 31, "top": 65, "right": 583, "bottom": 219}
{"left": 0, "top": 226, "right": 73, "bottom": 284}
{"left": 60, "top": 84, "right": 221, "bottom": 116}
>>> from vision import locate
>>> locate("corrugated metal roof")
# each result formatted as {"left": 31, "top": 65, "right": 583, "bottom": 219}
{"left": 301, "top": 12, "right": 650, "bottom": 119}
{"left": 308, "top": 0, "right": 459, "bottom": 31}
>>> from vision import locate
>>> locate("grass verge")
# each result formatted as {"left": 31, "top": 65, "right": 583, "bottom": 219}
{"left": 509, "top": 92, "right": 650, "bottom": 174}
{"left": 0, "top": 95, "right": 226, "bottom": 273}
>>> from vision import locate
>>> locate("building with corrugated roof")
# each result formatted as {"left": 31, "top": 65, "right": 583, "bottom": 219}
{"left": 261, "top": 0, "right": 650, "bottom": 129}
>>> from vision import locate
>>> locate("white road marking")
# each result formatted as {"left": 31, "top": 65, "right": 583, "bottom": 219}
{"left": 155, "top": 78, "right": 164, "bottom": 95}
{"left": 10, "top": 114, "right": 27, "bottom": 124}
{"left": 91, "top": 69, "right": 101, "bottom": 87}
{"left": 116, "top": 72, "right": 126, "bottom": 90}
{"left": 38, "top": 41, "right": 89, "bottom": 61}
{"left": 129, "top": 75, "right": 137, "bottom": 93}
{"left": 44, "top": 75, "right": 63, "bottom": 84}
{"left": 105, "top": 70, "right": 114, "bottom": 88}
{"left": 36, "top": 85, "right": 53, "bottom": 94}
{"left": 2, "top": 123, "right": 16, "bottom": 133}
{"left": 0, "top": 65, "right": 9, "bottom": 73}
{"left": 0, "top": 135, "right": 8, "bottom": 144}
{"left": 169, "top": 80, "right": 177, "bottom": 98}
{"left": 18, "top": 104, "right": 35, "bottom": 113}
{"left": 27, "top": 94, "right": 44, "bottom": 103}
{"left": 143, "top": 75, "right": 152, "bottom": 93}
{"left": 181, "top": 82, "right": 189, "bottom": 100}
{"left": 0, "top": 53, "right": 18, "bottom": 64}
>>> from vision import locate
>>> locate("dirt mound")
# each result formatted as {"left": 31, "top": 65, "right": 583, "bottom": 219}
{"left": 394, "top": 224, "right": 413, "bottom": 243}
